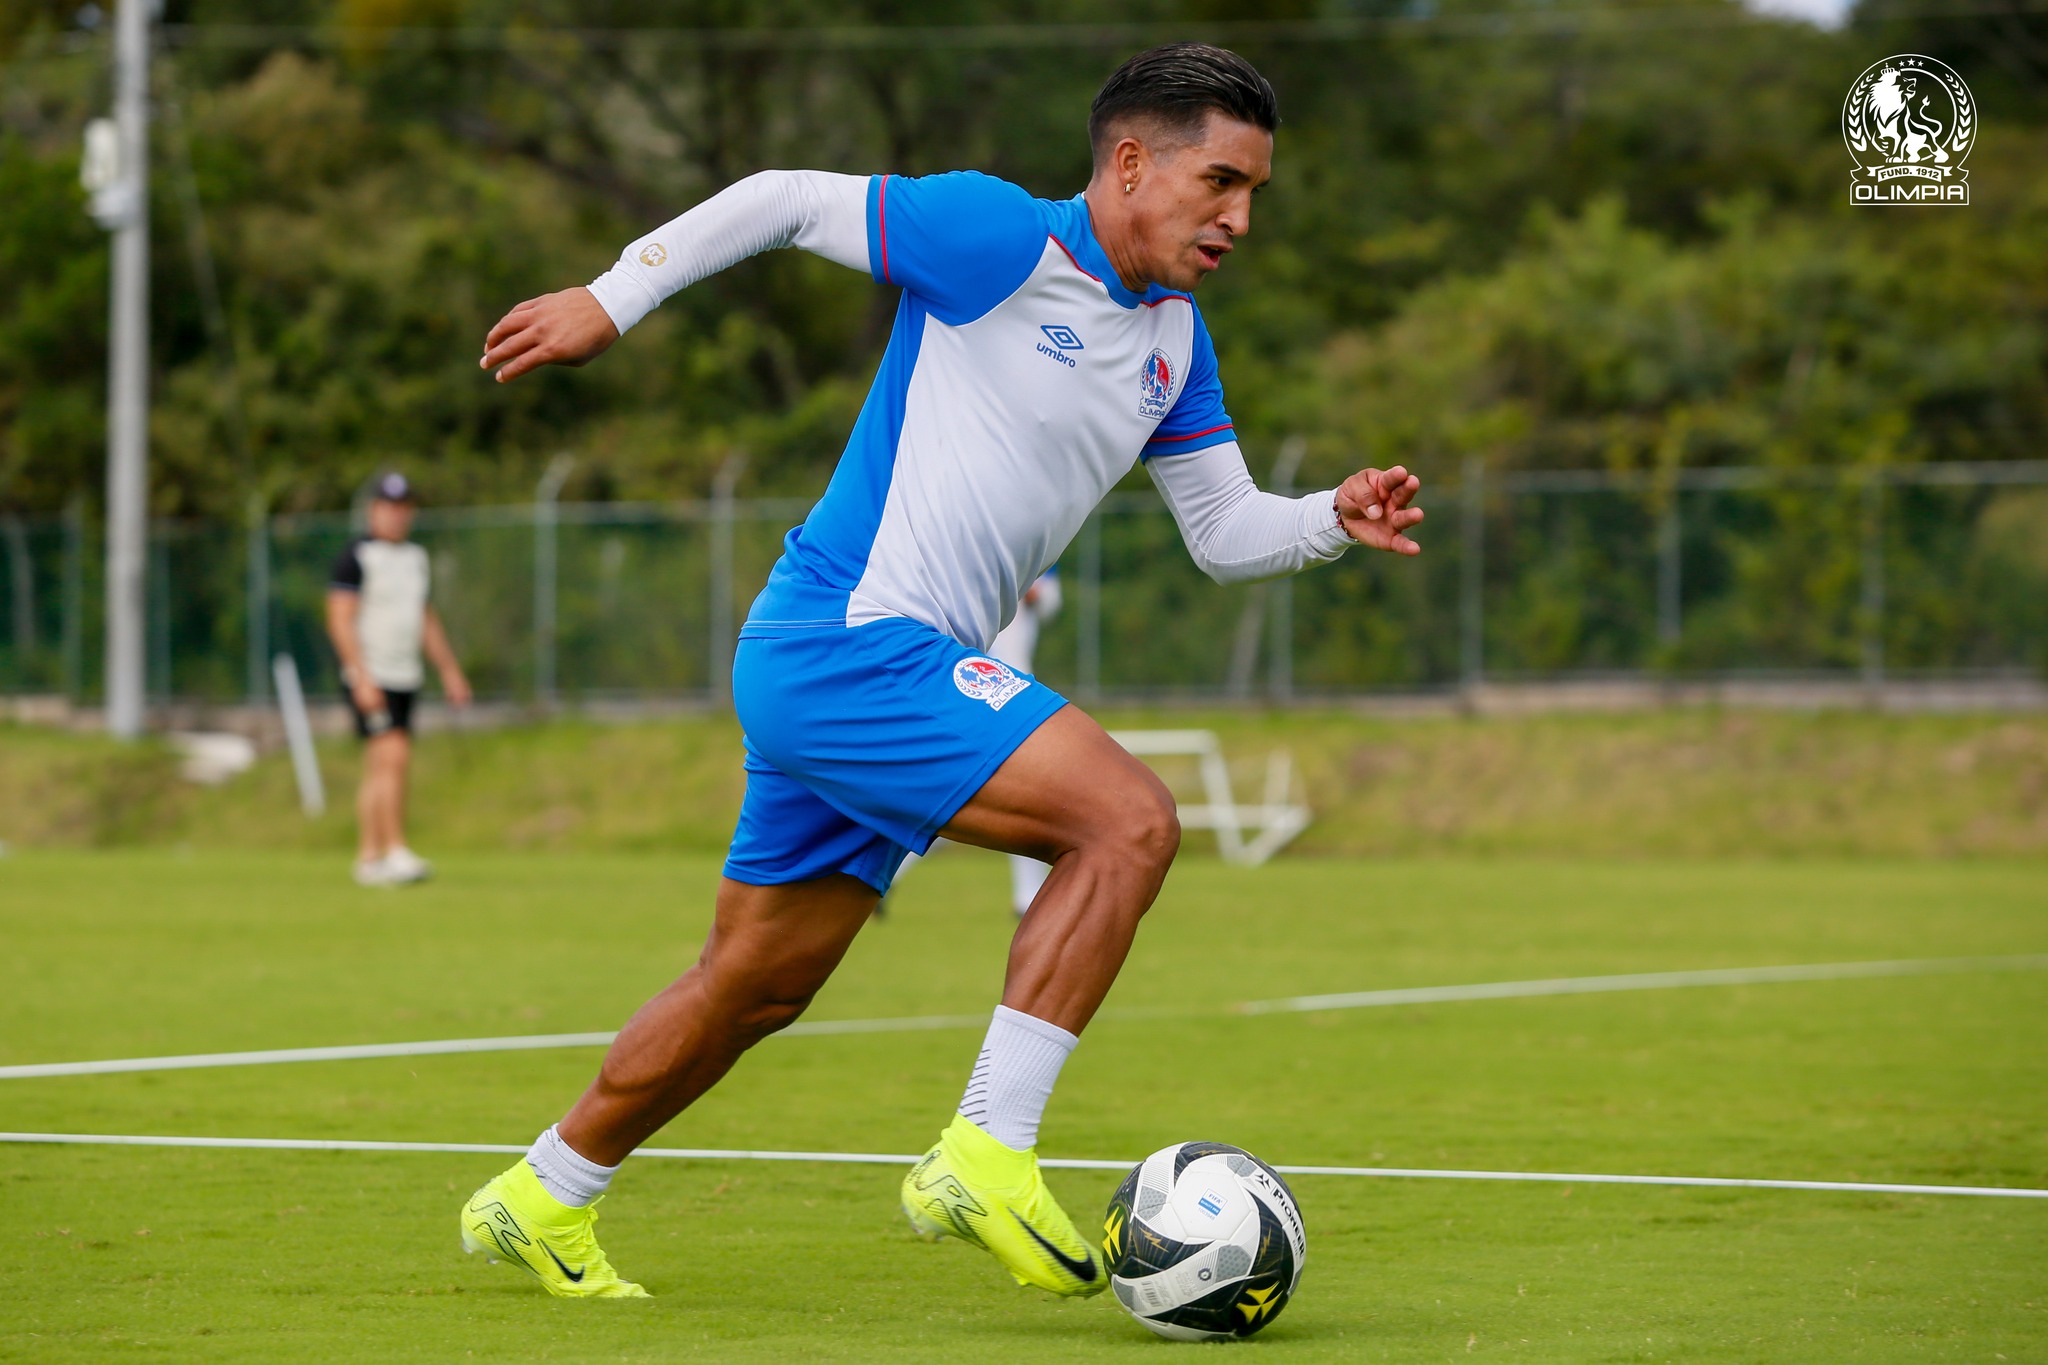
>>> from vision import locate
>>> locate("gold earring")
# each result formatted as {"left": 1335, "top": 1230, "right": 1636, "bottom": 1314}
{"left": 1125, "top": 181, "right": 1135, "bottom": 194}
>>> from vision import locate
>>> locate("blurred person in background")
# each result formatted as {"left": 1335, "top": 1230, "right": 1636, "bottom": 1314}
{"left": 324, "top": 472, "right": 471, "bottom": 887}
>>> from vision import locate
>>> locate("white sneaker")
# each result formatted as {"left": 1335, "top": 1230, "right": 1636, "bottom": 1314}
{"left": 353, "top": 857, "right": 401, "bottom": 888}
{"left": 382, "top": 846, "right": 433, "bottom": 883}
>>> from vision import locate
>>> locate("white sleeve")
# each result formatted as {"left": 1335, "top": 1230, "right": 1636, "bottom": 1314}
{"left": 586, "top": 170, "right": 871, "bottom": 335}
{"left": 1146, "top": 441, "right": 1354, "bottom": 585}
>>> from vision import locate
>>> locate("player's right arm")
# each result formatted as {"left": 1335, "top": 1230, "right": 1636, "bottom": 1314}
{"left": 481, "top": 170, "right": 871, "bottom": 384}
{"left": 324, "top": 551, "right": 382, "bottom": 714}
{"left": 482, "top": 169, "right": 1045, "bottom": 382}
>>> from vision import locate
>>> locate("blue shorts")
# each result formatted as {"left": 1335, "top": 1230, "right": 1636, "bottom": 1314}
{"left": 724, "top": 617, "right": 1068, "bottom": 896}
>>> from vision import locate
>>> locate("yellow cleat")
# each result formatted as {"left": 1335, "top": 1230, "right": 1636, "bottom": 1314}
{"left": 902, "top": 1113, "right": 1105, "bottom": 1298}
{"left": 459, "top": 1159, "right": 650, "bottom": 1299}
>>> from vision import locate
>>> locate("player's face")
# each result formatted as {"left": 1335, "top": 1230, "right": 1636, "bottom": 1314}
{"left": 368, "top": 498, "right": 414, "bottom": 541}
{"left": 1136, "top": 115, "right": 1273, "bottom": 292}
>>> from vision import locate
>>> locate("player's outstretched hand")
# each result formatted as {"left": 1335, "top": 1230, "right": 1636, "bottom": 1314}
{"left": 480, "top": 287, "right": 619, "bottom": 384}
{"left": 1335, "top": 466, "right": 1424, "bottom": 556}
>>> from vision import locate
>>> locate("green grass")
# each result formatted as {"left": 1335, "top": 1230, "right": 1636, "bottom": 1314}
{"left": 7, "top": 707, "right": 2048, "bottom": 856}
{"left": 2, "top": 851, "right": 2045, "bottom": 1361}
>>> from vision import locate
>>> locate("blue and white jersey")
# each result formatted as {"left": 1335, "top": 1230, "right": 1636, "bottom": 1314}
{"left": 588, "top": 168, "right": 1353, "bottom": 652}
{"left": 756, "top": 173, "right": 1233, "bottom": 649}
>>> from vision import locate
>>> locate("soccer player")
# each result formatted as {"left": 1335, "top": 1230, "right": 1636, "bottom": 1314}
{"left": 463, "top": 43, "right": 1422, "bottom": 1300}
{"left": 324, "top": 472, "right": 472, "bottom": 887}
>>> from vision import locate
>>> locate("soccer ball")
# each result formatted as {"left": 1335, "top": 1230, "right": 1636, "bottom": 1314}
{"left": 1101, "top": 1141, "right": 1307, "bottom": 1341}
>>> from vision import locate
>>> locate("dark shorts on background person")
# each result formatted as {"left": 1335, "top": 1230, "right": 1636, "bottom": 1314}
{"left": 342, "top": 680, "right": 417, "bottom": 738}
{"left": 724, "top": 616, "right": 1068, "bottom": 896}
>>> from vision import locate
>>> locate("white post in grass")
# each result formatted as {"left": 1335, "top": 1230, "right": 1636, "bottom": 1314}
{"left": 272, "top": 652, "right": 325, "bottom": 817}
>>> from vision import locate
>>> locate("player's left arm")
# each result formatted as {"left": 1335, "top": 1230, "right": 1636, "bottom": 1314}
{"left": 1149, "top": 441, "right": 1421, "bottom": 584}
{"left": 1144, "top": 306, "right": 1423, "bottom": 582}
{"left": 421, "top": 606, "right": 472, "bottom": 706}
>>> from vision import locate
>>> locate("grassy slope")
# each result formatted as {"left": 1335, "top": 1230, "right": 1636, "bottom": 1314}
{"left": 1, "top": 852, "right": 2043, "bottom": 1361}
{"left": 5, "top": 707, "right": 2048, "bottom": 856}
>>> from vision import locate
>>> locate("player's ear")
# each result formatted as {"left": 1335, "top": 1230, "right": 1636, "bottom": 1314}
{"left": 1113, "top": 134, "right": 1146, "bottom": 189}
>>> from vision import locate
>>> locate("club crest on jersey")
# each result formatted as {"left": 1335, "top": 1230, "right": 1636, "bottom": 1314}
{"left": 1138, "top": 348, "right": 1175, "bottom": 418}
{"left": 953, "top": 656, "right": 1028, "bottom": 711}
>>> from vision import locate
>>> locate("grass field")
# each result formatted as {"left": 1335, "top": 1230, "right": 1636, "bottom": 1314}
{"left": 8, "top": 707, "right": 2048, "bottom": 858}
{"left": 2, "top": 850, "right": 2045, "bottom": 1361}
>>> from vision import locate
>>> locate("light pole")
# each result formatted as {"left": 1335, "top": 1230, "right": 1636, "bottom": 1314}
{"left": 84, "top": 0, "right": 153, "bottom": 736}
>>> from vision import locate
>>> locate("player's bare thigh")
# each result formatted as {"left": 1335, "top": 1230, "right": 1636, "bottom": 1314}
{"left": 697, "top": 873, "right": 878, "bottom": 1012}
{"left": 941, "top": 705, "right": 1177, "bottom": 865}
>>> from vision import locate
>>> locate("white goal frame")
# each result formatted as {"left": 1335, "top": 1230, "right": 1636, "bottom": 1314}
{"left": 1106, "top": 728, "right": 1310, "bottom": 867}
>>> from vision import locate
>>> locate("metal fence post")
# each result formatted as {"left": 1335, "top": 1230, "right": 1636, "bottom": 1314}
{"left": 1860, "top": 467, "right": 1885, "bottom": 687}
{"left": 533, "top": 454, "right": 574, "bottom": 707}
{"left": 149, "top": 526, "right": 170, "bottom": 704}
{"left": 1460, "top": 457, "right": 1485, "bottom": 687}
{"left": 1267, "top": 571, "right": 1294, "bottom": 704}
{"left": 62, "top": 495, "right": 83, "bottom": 702}
{"left": 245, "top": 492, "right": 270, "bottom": 703}
{"left": 1077, "top": 508, "right": 1102, "bottom": 702}
{"left": 0, "top": 516, "right": 33, "bottom": 668}
{"left": 708, "top": 452, "right": 748, "bottom": 706}
{"left": 1269, "top": 436, "right": 1305, "bottom": 704}
{"left": 1656, "top": 494, "right": 1682, "bottom": 649}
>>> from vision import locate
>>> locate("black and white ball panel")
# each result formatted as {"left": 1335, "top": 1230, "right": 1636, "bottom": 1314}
{"left": 1102, "top": 1141, "right": 1306, "bottom": 1341}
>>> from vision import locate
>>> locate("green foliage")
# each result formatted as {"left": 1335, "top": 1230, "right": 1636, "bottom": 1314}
{"left": 0, "top": 133, "right": 106, "bottom": 506}
{"left": 1306, "top": 186, "right": 2048, "bottom": 480}
{"left": 2, "top": 0, "right": 2044, "bottom": 523}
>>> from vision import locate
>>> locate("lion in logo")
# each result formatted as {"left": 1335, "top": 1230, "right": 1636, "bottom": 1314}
{"left": 1865, "top": 67, "right": 1949, "bottom": 165}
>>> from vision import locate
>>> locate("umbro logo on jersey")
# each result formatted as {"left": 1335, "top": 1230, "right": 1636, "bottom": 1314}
{"left": 1035, "top": 324, "right": 1082, "bottom": 370}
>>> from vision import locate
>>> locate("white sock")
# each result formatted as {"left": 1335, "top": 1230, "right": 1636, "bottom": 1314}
{"left": 958, "top": 1005, "right": 1078, "bottom": 1151}
{"left": 524, "top": 1125, "right": 619, "bottom": 1208}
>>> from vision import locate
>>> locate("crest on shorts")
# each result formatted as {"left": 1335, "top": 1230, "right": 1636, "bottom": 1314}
{"left": 953, "top": 656, "right": 1028, "bottom": 711}
{"left": 1844, "top": 55, "right": 1973, "bottom": 206}
{"left": 1138, "top": 348, "right": 1175, "bottom": 419}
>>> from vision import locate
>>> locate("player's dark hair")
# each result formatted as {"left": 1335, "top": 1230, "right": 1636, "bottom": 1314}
{"left": 1088, "top": 44, "right": 1278, "bottom": 165}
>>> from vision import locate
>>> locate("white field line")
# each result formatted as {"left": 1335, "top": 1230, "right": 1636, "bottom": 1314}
{"left": 1235, "top": 953, "right": 2048, "bottom": 1014}
{"left": 0, "top": 1014, "right": 989, "bottom": 1081}
{"left": 2, "top": 1130, "right": 2043, "bottom": 1201}
{"left": 4, "top": 955, "right": 2044, "bottom": 1082}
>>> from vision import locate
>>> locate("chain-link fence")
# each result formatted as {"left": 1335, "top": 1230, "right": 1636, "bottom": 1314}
{"left": 4, "top": 461, "right": 2046, "bottom": 707}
